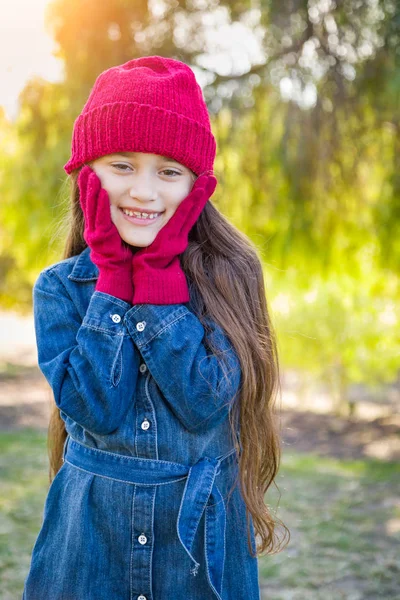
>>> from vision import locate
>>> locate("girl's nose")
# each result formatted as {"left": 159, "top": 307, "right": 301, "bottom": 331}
{"left": 128, "top": 178, "right": 157, "bottom": 202}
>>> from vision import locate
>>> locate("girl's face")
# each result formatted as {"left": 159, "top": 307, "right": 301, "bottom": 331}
{"left": 88, "top": 152, "right": 196, "bottom": 247}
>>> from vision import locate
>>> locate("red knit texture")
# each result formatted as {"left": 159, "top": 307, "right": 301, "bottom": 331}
{"left": 78, "top": 166, "right": 134, "bottom": 303}
{"left": 64, "top": 56, "right": 216, "bottom": 177}
{"left": 131, "top": 172, "right": 217, "bottom": 305}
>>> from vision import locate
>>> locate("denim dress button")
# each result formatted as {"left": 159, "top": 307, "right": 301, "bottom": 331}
{"left": 22, "top": 242, "right": 266, "bottom": 600}
{"left": 141, "top": 419, "right": 150, "bottom": 430}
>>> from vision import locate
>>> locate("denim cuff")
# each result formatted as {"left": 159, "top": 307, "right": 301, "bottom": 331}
{"left": 82, "top": 291, "right": 132, "bottom": 335}
{"left": 124, "top": 303, "right": 189, "bottom": 348}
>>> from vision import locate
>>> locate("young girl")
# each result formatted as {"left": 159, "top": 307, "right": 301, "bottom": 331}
{"left": 23, "top": 55, "right": 287, "bottom": 600}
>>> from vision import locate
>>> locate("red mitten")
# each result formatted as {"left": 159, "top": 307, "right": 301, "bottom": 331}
{"left": 131, "top": 172, "right": 217, "bottom": 305}
{"left": 78, "top": 165, "right": 133, "bottom": 303}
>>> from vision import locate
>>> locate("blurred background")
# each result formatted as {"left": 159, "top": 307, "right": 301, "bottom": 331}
{"left": 0, "top": 0, "right": 399, "bottom": 598}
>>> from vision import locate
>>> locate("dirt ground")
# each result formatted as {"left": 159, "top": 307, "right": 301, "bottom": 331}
{"left": 1, "top": 309, "right": 399, "bottom": 462}
{"left": 1, "top": 361, "right": 399, "bottom": 463}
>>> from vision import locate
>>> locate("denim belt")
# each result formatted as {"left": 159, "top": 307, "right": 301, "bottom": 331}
{"left": 62, "top": 436, "right": 238, "bottom": 600}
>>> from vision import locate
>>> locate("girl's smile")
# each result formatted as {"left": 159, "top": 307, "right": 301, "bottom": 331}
{"left": 119, "top": 207, "right": 165, "bottom": 226}
{"left": 89, "top": 152, "right": 195, "bottom": 247}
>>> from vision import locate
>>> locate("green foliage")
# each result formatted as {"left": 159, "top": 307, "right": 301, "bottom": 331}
{"left": 0, "top": 0, "right": 398, "bottom": 389}
{"left": 0, "top": 80, "right": 71, "bottom": 311}
{"left": 268, "top": 267, "right": 400, "bottom": 396}
{"left": 45, "top": 0, "right": 150, "bottom": 98}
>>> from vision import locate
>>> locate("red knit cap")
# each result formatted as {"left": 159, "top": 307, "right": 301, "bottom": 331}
{"left": 63, "top": 56, "right": 216, "bottom": 176}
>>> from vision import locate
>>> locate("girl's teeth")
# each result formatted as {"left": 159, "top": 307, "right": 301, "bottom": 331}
{"left": 122, "top": 209, "right": 160, "bottom": 219}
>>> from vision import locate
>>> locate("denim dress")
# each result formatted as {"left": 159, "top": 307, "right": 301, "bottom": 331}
{"left": 22, "top": 246, "right": 261, "bottom": 600}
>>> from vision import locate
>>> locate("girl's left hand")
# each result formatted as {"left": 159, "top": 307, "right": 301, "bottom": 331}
{"left": 131, "top": 172, "right": 217, "bottom": 305}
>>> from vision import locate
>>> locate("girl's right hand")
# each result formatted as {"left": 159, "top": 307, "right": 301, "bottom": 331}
{"left": 78, "top": 165, "right": 133, "bottom": 303}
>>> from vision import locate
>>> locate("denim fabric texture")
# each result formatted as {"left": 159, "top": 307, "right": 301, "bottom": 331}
{"left": 22, "top": 246, "right": 261, "bottom": 600}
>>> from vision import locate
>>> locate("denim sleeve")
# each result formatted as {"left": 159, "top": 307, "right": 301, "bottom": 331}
{"left": 33, "top": 270, "right": 139, "bottom": 435}
{"left": 124, "top": 304, "right": 242, "bottom": 433}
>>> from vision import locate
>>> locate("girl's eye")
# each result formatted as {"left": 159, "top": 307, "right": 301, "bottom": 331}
{"left": 112, "top": 163, "right": 132, "bottom": 172}
{"left": 111, "top": 164, "right": 181, "bottom": 177}
{"left": 161, "top": 169, "right": 181, "bottom": 177}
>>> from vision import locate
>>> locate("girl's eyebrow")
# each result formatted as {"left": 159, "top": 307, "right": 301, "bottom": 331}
{"left": 111, "top": 152, "right": 181, "bottom": 165}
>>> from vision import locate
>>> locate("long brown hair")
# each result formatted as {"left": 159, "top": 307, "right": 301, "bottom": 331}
{"left": 47, "top": 167, "right": 290, "bottom": 557}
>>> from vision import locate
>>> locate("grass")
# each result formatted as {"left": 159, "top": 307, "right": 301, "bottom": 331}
{"left": 260, "top": 452, "right": 400, "bottom": 599}
{"left": 0, "top": 430, "right": 49, "bottom": 600}
{"left": 1, "top": 430, "right": 399, "bottom": 600}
